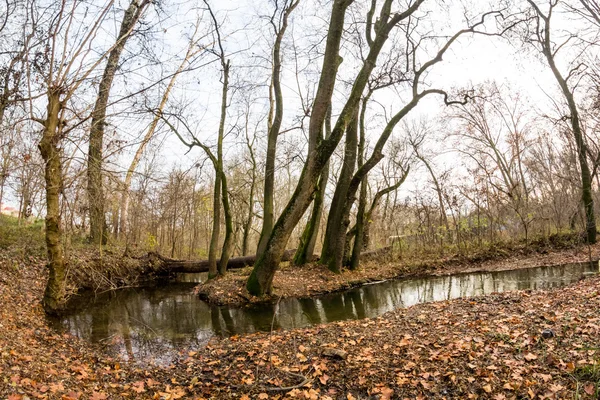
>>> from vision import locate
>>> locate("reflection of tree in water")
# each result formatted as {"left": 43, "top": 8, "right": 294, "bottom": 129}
{"left": 320, "top": 295, "right": 346, "bottom": 324}
{"left": 54, "top": 263, "right": 596, "bottom": 364}
{"left": 298, "top": 298, "right": 322, "bottom": 325}
{"left": 348, "top": 291, "right": 366, "bottom": 319}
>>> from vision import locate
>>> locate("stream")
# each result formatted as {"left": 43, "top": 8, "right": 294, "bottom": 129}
{"left": 50, "top": 261, "right": 599, "bottom": 364}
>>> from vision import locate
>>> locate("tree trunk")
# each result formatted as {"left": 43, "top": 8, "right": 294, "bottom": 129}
{"left": 242, "top": 129, "right": 257, "bottom": 256}
{"left": 349, "top": 97, "right": 369, "bottom": 270}
{"left": 416, "top": 152, "right": 451, "bottom": 238}
{"left": 321, "top": 108, "right": 358, "bottom": 273}
{"left": 215, "top": 57, "right": 232, "bottom": 275}
{"left": 88, "top": 0, "right": 148, "bottom": 245}
{"left": 349, "top": 179, "right": 366, "bottom": 271}
{"left": 293, "top": 163, "right": 329, "bottom": 265}
{"left": 294, "top": 104, "right": 332, "bottom": 265}
{"left": 218, "top": 171, "right": 233, "bottom": 275}
{"left": 527, "top": 0, "right": 597, "bottom": 243}
{"left": 208, "top": 172, "right": 222, "bottom": 278}
{"left": 544, "top": 45, "right": 596, "bottom": 243}
{"left": 40, "top": 89, "right": 67, "bottom": 314}
{"left": 256, "top": 1, "right": 298, "bottom": 256}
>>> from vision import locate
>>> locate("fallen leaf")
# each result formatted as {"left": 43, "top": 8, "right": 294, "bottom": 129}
{"left": 90, "top": 392, "right": 107, "bottom": 400}
{"left": 131, "top": 381, "right": 145, "bottom": 393}
{"left": 380, "top": 387, "right": 394, "bottom": 400}
{"left": 584, "top": 383, "right": 596, "bottom": 396}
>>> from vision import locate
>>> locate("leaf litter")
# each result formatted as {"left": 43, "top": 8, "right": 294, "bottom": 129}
{"left": 2, "top": 250, "right": 600, "bottom": 399}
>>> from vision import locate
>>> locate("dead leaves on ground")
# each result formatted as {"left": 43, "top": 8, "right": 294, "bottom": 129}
{"left": 3, "top": 250, "right": 600, "bottom": 399}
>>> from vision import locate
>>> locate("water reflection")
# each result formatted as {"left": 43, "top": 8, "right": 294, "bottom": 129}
{"left": 50, "top": 262, "right": 598, "bottom": 364}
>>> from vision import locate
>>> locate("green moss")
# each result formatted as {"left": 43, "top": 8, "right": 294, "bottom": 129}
{"left": 246, "top": 269, "right": 262, "bottom": 296}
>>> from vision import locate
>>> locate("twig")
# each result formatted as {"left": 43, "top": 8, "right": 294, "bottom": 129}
{"left": 262, "top": 368, "right": 310, "bottom": 392}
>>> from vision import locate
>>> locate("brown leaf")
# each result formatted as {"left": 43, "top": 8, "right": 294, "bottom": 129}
{"left": 90, "top": 392, "right": 107, "bottom": 400}
{"left": 482, "top": 384, "right": 492, "bottom": 393}
{"left": 380, "top": 387, "right": 394, "bottom": 400}
{"left": 524, "top": 353, "right": 537, "bottom": 361}
{"left": 584, "top": 383, "right": 596, "bottom": 396}
{"left": 131, "top": 381, "right": 145, "bottom": 393}
{"left": 61, "top": 392, "right": 81, "bottom": 400}
{"left": 319, "top": 374, "right": 330, "bottom": 385}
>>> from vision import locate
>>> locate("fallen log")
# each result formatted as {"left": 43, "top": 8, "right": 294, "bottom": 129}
{"left": 151, "top": 246, "right": 390, "bottom": 274}
{"left": 155, "top": 249, "right": 298, "bottom": 273}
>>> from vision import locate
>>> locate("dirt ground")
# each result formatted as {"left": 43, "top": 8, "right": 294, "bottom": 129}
{"left": 2, "top": 242, "right": 600, "bottom": 399}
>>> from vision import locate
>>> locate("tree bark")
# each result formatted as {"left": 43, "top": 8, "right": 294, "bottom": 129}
{"left": 208, "top": 171, "right": 222, "bottom": 278}
{"left": 242, "top": 126, "right": 257, "bottom": 256}
{"left": 349, "top": 95, "right": 369, "bottom": 271}
{"left": 88, "top": 0, "right": 148, "bottom": 245}
{"left": 293, "top": 104, "right": 332, "bottom": 265}
{"left": 321, "top": 108, "right": 358, "bottom": 273}
{"left": 40, "top": 88, "right": 67, "bottom": 314}
{"left": 218, "top": 170, "right": 234, "bottom": 275}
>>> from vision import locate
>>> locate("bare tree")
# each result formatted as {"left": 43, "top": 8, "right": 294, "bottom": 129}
{"left": 256, "top": 0, "right": 300, "bottom": 257}
{"left": 30, "top": 0, "right": 128, "bottom": 313}
{"left": 87, "top": 0, "right": 151, "bottom": 245}
{"left": 525, "top": 0, "right": 597, "bottom": 243}
{"left": 119, "top": 17, "right": 208, "bottom": 244}
{"left": 247, "top": 0, "right": 430, "bottom": 294}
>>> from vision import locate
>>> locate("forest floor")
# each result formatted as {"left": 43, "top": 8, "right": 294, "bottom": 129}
{"left": 197, "top": 236, "right": 600, "bottom": 305}
{"left": 2, "top": 244, "right": 600, "bottom": 399}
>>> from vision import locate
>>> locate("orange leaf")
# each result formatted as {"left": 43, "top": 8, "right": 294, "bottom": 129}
{"left": 380, "top": 387, "right": 394, "bottom": 400}
{"left": 319, "top": 374, "right": 329, "bottom": 385}
{"left": 131, "top": 381, "right": 145, "bottom": 393}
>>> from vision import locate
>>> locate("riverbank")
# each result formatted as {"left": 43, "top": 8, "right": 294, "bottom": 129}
{"left": 197, "top": 236, "right": 600, "bottom": 305}
{"left": 1, "top": 247, "right": 599, "bottom": 399}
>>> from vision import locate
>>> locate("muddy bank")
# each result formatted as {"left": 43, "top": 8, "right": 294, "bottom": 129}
{"left": 196, "top": 239, "right": 600, "bottom": 305}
